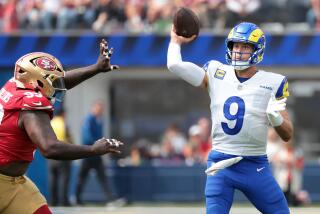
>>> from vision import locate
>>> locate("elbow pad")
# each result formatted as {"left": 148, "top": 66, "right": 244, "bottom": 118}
{"left": 167, "top": 42, "right": 205, "bottom": 87}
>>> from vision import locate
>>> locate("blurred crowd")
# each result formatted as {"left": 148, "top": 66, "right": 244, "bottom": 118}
{"left": 267, "top": 128, "right": 311, "bottom": 207}
{"left": 0, "top": 0, "right": 319, "bottom": 33}
{"left": 117, "top": 119, "right": 312, "bottom": 207}
{"left": 49, "top": 101, "right": 312, "bottom": 206}
{"left": 118, "top": 117, "right": 212, "bottom": 167}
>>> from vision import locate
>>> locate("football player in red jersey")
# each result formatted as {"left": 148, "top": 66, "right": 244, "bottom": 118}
{"left": 0, "top": 39, "right": 123, "bottom": 214}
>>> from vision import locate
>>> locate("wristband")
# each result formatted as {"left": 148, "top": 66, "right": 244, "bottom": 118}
{"left": 267, "top": 113, "right": 284, "bottom": 127}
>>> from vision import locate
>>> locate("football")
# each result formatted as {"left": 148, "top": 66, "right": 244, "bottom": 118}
{"left": 173, "top": 7, "right": 200, "bottom": 38}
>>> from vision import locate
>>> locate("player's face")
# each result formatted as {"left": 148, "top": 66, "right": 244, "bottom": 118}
{"left": 231, "top": 42, "right": 254, "bottom": 61}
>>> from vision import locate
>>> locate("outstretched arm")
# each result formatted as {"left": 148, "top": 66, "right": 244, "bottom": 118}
{"left": 19, "top": 110, "right": 123, "bottom": 160}
{"left": 64, "top": 39, "right": 119, "bottom": 89}
{"left": 167, "top": 26, "right": 208, "bottom": 87}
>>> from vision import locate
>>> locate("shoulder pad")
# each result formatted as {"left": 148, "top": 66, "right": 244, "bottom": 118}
{"left": 203, "top": 60, "right": 222, "bottom": 72}
{"left": 22, "top": 91, "right": 53, "bottom": 110}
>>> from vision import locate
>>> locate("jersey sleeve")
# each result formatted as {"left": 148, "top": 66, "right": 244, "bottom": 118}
{"left": 202, "top": 61, "right": 211, "bottom": 72}
{"left": 275, "top": 77, "right": 289, "bottom": 99}
{"left": 203, "top": 60, "right": 223, "bottom": 73}
{"left": 21, "top": 91, "right": 53, "bottom": 112}
{"left": 203, "top": 60, "right": 223, "bottom": 88}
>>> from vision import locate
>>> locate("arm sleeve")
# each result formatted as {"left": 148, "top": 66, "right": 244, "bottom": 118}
{"left": 167, "top": 42, "right": 205, "bottom": 87}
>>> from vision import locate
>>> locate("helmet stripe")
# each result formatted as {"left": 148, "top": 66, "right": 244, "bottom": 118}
{"left": 248, "top": 29, "right": 263, "bottom": 43}
{"left": 227, "top": 28, "right": 234, "bottom": 39}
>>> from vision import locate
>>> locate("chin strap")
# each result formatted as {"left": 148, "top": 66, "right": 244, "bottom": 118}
{"left": 233, "top": 65, "right": 250, "bottom": 70}
{"left": 231, "top": 60, "right": 250, "bottom": 71}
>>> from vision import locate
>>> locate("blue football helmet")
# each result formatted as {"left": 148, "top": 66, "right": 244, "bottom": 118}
{"left": 225, "top": 22, "right": 266, "bottom": 70}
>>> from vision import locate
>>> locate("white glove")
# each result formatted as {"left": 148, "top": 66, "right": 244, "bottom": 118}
{"left": 205, "top": 157, "right": 243, "bottom": 176}
{"left": 266, "top": 95, "right": 287, "bottom": 127}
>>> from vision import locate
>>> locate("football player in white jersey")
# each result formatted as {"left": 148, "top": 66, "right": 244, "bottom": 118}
{"left": 167, "top": 22, "right": 293, "bottom": 213}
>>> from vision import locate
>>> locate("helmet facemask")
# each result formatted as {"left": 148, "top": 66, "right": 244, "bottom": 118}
{"left": 51, "top": 76, "right": 66, "bottom": 102}
{"left": 14, "top": 52, "right": 66, "bottom": 102}
{"left": 226, "top": 42, "right": 261, "bottom": 71}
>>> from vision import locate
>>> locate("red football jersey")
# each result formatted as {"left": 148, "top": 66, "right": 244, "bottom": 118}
{"left": 0, "top": 78, "right": 53, "bottom": 165}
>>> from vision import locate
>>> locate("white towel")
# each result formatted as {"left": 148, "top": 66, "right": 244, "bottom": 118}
{"left": 205, "top": 157, "right": 243, "bottom": 176}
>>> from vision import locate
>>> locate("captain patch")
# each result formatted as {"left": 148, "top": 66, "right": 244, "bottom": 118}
{"left": 214, "top": 69, "right": 226, "bottom": 80}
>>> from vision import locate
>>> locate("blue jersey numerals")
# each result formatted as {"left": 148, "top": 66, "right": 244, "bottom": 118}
{"left": 221, "top": 96, "right": 245, "bottom": 135}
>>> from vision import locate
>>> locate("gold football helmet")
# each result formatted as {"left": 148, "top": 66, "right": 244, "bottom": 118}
{"left": 14, "top": 52, "right": 66, "bottom": 101}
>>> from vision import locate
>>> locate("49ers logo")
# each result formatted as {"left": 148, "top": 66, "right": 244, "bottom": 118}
{"left": 35, "top": 57, "right": 57, "bottom": 71}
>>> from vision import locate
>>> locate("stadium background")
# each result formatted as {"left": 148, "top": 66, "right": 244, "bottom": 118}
{"left": 1, "top": 0, "right": 320, "bottom": 212}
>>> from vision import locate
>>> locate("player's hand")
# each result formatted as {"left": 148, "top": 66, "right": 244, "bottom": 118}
{"left": 170, "top": 25, "right": 197, "bottom": 45}
{"left": 266, "top": 95, "right": 286, "bottom": 127}
{"left": 96, "top": 39, "right": 119, "bottom": 73}
{"left": 92, "top": 137, "right": 124, "bottom": 155}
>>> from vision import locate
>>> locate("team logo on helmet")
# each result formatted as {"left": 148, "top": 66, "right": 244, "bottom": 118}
{"left": 14, "top": 52, "right": 66, "bottom": 103}
{"left": 34, "top": 57, "right": 57, "bottom": 71}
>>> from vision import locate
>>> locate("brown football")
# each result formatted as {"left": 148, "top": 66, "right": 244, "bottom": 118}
{"left": 173, "top": 7, "right": 200, "bottom": 38}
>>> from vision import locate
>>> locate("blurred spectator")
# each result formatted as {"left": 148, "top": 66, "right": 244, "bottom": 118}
{"left": 287, "top": 0, "right": 310, "bottom": 23}
{"left": 206, "top": 0, "right": 227, "bottom": 30}
{"left": 266, "top": 127, "right": 282, "bottom": 171}
{"left": 197, "top": 117, "right": 212, "bottom": 162}
{"left": 2, "top": 0, "right": 19, "bottom": 33}
{"left": 277, "top": 141, "right": 305, "bottom": 206}
{"left": 148, "top": 0, "right": 174, "bottom": 34}
{"left": 145, "top": 0, "right": 164, "bottom": 27}
{"left": 259, "top": 0, "right": 288, "bottom": 24}
{"left": 128, "top": 146, "right": 142, "bottom": 166}
{"left": 92, "top": 0, "right": 126, "bottom": 33}
{"left": 267, "top": 128, "right": 307, "bottom": 206}
{"left": 118, "top": 145, "right": 142, "bottom": 166}
{"left": 118, "top": 138, "right": 151, "bottom": 166}
{"left": 307, "top": 0, "right": 320, "bottom": 31}
{"left": 151, "top": 123, "right": 187, "bottom": 165}
{"left": 75, "top": 101, "right": 117, "bottom": 205}
{"left": 183, "top": 124, "right": 202, "bottom": 166}
{"left": 225, "top": 0, "right": 261, "bottom": 27}
{"left": 161, "top": 123, "right": 187, "bottom": 156}
{"left": 0, "top": 0, "right": 316, "bottom": 33}
{"left": 18, "top": 0, "right": 42, "bottom": 30}
{"left": 77, "top": 0, "right": 97, "bottom": 29}
{"left": 41, "top": 0, "right": 61, "bottom": 30}
{"left": 190, "top": 0, "right": 211, "bottom": 29}
{"left": 56, "top": 0, "right": 78, "bottom": 29}
{"left": 48, "top": 106, "right": 73, "bottom": 206}
{"left": 0, "top": 2, "right": 3, "bottom": 27}
{"left": 124, "top": 0, "right": 146, "bottom": 33}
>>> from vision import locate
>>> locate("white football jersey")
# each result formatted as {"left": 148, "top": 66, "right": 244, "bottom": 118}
{"left": 204, "top": 60, "right": 289, "bottom": 156}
